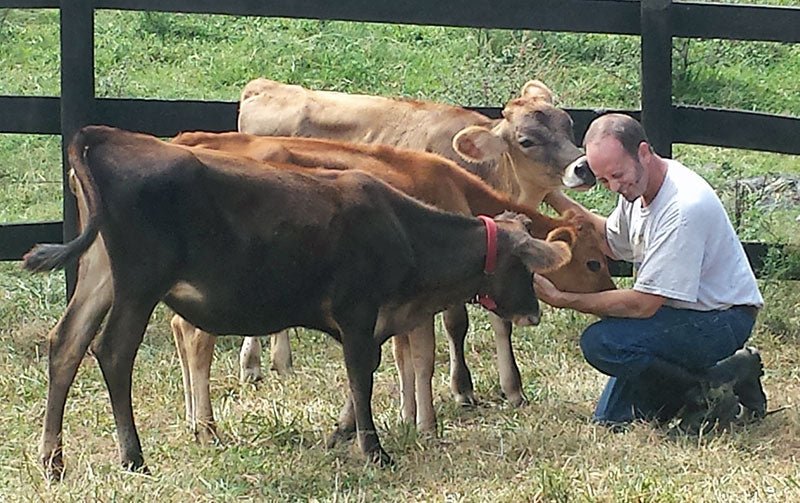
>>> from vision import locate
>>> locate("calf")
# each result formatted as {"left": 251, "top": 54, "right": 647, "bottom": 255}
{"left": 24, "top": 125, "right": 573, "bottom": 479}
{"left": 168, "top": 131, "right": 613, "bottom": 437}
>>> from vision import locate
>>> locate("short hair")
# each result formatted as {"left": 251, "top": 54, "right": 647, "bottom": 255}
{"left": 583, "top": 113, "right": 651, "bottom": 158}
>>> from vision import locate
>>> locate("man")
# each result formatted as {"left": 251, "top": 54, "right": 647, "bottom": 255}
{"left": 536, "top": 113, "right": 766, "bottom": 431}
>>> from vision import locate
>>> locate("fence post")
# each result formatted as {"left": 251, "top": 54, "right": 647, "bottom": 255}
{"left": 640, "top": 0, "right": 673, "bottom": 157}
{"left": 60, "top": 1, "right": 95, "bottom": 297}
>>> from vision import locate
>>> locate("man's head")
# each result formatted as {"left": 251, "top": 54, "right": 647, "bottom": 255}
{"left": 583, "top": 113, "right": 657, "bottom": 203}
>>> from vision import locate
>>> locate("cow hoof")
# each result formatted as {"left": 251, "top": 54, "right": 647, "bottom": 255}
{"left": 417, "top": 419, "right": 437, "bottom": 434}
{"left": 369, "top": 448, "right": 394, "bottom": 467}
{"left": 270, "top": 363, "right": 294, "bottom": 377}
{"left": 194, "top": 424, "right": 221, "bottom": 445}
{"left": 239, "top": 367, "right": 263, "bottom": 384}
{"left": 455, "top": 393, "right": 478, "bottom": 408}
{"left": 507, "top": 393, "right": 528, "bottom": 408}
{"left": 42, "top": 454, "right": 65, "bottom": 482}
{"left": 122, "top": 456, "right": 149, "bottom": 474}
{"left": 326, "top": 427, "right": 356, "bottom": 449}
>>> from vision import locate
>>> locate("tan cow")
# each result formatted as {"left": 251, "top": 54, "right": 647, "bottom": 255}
{"left": 168, "top": 132, "right": 614, "bottom": 438}
{"left": 235, "top": 78, "right": 604, "bottom": 405}
{"left": 238, "top": 78, "right": 595, "bottom": 208}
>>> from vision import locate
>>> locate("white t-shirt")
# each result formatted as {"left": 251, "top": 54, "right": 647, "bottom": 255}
{"left": 605, "top": 160, "right": 763, "bottom": 311}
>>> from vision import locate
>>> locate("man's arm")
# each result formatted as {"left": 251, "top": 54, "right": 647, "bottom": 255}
{"left": 534, "top": 275, "right": 665, "bottom": 319}
{"left": 544, "top": 191, "right": 611, "bottom": 257}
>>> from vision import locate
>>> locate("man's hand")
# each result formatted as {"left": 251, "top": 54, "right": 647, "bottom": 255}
{"left": 535, "top": 275, "right": 666, "bottom": 319}
{"left": 533, "top": 275, "right": 567, "bottom": 308}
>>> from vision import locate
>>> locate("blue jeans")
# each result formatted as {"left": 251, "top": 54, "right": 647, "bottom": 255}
{"left": 580, "top": 306, "right": 756, "bottom": 424}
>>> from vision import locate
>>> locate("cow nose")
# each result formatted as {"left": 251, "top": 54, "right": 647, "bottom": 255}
{"left": 574, "top": 158, "right": 596, "bottom": 185}
{"left": 512, "top": 309, "right": 541, "bottom": 327}
{"left": 562, "top": 155, "right": 596, "bottom": 189}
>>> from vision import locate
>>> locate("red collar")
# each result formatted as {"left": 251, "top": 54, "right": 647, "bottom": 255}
{"left": 477, "top": 215, "right": 497, "bottom": 274}
{"left": 476, "top": 215, "right": 498, "bottom": 311}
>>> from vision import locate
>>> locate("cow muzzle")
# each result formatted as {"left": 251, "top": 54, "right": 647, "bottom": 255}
{"left": 562, "top": 155, "right": 596, "bottom": 189}
{"left": 512, "top": 312, "right": 541, "bottom": 327}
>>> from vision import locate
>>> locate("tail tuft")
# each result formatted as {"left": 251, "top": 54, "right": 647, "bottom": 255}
{"left": 22, "top": 243, "right": 75, "bottom": 272}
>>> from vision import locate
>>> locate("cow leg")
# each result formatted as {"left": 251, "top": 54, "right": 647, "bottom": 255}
{"left": 270, "top": 330, "right": 293, "bottom": 376}
{"left": 408, "top": 318, "right": 437, "bottom": 432}
{"left": 489, "top": 312, "right": 526, "bottom": 407}
{"left": 239, "top": 336, "right": 263, "bottom": 383}
{"left": 327, "top": 358, "right": 390, "bottom": 463}
{"left": 443, "top": 305, "right": 477, "bottom": 406}
{"left": 240, "top": 331, "right": 292, "bottom": 382}
{"left": 170, "top": 315, "right": 218, "bottom": 443}
{"left": 326, "top": 394, "right": 356, "bottom": 448}
{"left": 331, "top": 302, "right": 390, "bottom": 465}
{"left": 392, "top": 333, "right": 417, "bottom": 425}
{"left": 40, "top": 278, "right": 112, "bottom": 481}
{"left": 90, "top": 298, "right": 158, "bottom": 473}
{"left": 342, "top": 338, "right": 390, "bottom": 465}
{"left": 170, "top": 316, "right": 195, "bottom": 429}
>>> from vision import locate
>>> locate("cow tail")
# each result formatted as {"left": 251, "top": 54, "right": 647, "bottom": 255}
{"left": 22, "top": 127, "right": 103, "bottom": 273}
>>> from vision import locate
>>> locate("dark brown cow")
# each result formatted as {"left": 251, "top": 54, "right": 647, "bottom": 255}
{"left": 24, "top": 125, "right": 574, "bottom": 478}
{"left": 166, "top": 131, "right": 614, "bottom": 439}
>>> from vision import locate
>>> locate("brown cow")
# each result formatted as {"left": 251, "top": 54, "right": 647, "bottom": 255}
{"left": 236, "top": 79, "right": 608, "bottom": 405}
{"left": 24, "top": 125, "right": 574, "bottom": 478}
{"left": 168, "top": 131, "right": 614, "bottom": 437}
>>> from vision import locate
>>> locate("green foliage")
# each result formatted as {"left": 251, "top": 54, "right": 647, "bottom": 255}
{"left": 0, "top": 135, "right": 62, "bottom": 223}
{"left": 0, "top": 9, "right": 59, "bottom": 95}
{"left": 673, "top": 38, "right": 800, "bottom": 115}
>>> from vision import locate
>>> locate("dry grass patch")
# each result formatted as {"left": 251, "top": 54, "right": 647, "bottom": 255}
{"left": 2, "top": 292, "right": 800, "bottom": 501}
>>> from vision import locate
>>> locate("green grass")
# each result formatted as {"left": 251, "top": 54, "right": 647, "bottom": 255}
{"left": 1, "top": 4, "right": 800, "bottom": 501}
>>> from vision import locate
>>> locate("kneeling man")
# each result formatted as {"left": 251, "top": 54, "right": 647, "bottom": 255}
{"left": 537, "top": 113, "right": 766, "bottom": 431}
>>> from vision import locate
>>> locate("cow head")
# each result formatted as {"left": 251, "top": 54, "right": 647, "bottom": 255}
{"left": 481, "top": 212, "right": 574, "bottom": 326}
{"left": 451, "top": 80, "right": 596, "bottom": 201}
{"left": 543, "top": 210, "right": 616, "bottom": 293}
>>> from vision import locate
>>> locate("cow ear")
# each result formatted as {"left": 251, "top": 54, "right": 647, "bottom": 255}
{"left": 240, "top": 77, "right": 276, "bottom": 102}
{"left": 520, "top": 80, "right": 555, "bottom": 104}
{"left": 546, "top": 225, "right": 577, "bottom": 249}
{"left": 516, "top": 234, "right": 573, "bottom": 274}
{"left": 494, "top": 211, "right": 533, "bottom": 232}
{"left": 68, "top": 168, "right": 80, "bottom": 196}
{"left": 452, "top": 126, "right": 507, "bottom": 163}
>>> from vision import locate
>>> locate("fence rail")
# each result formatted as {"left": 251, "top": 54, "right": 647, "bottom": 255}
{"left": 1, "top": 0, "right": 798, "bottom": 281}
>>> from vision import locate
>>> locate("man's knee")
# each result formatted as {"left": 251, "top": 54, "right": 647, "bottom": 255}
{"left": 580, "top": 321, "right": 611, "bottom": 369}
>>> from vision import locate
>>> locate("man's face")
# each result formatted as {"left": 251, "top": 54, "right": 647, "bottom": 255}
{"left": 585, "top": 136, "right": 647, "bottom": 202}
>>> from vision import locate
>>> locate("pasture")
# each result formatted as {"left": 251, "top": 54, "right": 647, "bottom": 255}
{"left": 2, "top": 5, "right": 800, "bottom": 501}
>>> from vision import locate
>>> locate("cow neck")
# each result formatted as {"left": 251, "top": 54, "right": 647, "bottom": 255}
{"left": 393, "top": 204, "right": 494, "bottom": 313}
{"left": 475, "top": 215, "right": 498, "bottom": 311}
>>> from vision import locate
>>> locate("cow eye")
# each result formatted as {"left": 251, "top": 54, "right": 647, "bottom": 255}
{"left": 587, "top": 260, "right": 602, "bottom": 272}
{"left": 518, "top": 138, "right": 538, "bottom": 148}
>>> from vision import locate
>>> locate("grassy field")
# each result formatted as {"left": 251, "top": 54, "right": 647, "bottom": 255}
{"left": 2, "top": 5, "right": 800, "bottom": 502}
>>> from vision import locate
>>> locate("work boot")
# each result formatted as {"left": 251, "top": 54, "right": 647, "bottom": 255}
{"left": 675, "top": 346, "right": 767, "bottom": 435}
{"left": 638, "top": 358, "right": 721, "bottom": 425}
{"left": 639, "top": 348, "right": 767, "bottom": 434}
{"left": 675, "top": 382, "right": 742, "bottom": 435}
{"left": 705, "top": 346, "right": 767, "bottom": 418}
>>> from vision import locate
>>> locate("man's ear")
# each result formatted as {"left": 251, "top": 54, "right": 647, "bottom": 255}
{"left": 638, "top": 141, "right": 652, "bottom": 160}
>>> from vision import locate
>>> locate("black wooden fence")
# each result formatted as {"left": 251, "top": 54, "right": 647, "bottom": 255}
{"left": 1, "top": 0, "right": 799, "bottom": 282}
